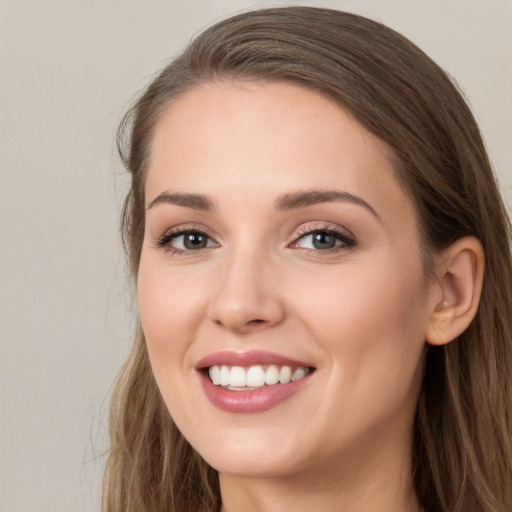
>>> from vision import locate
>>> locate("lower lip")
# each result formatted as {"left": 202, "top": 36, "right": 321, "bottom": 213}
{"left": 199, "top": 372, "right": 313, "bottom": 413}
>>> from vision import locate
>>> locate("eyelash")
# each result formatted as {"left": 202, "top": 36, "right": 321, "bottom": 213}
{"left": 154, "top": 224, "right": 356, "bottom": 255}
{"left": 154, "top": 225, "right": 218, "bottom": 255}
{"left": 292, "top": 225, "right": 356, "bottom": 253}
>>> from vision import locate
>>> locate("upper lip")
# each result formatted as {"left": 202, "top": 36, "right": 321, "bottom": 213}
{"left": 195, "top": 350, "right": 314, "bottom": 370}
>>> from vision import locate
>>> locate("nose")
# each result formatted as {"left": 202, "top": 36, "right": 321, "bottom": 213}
{"left": 207, "top": 248, "right": 285, "bottom": 335}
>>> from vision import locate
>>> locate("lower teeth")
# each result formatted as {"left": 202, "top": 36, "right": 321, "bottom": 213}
{"left": 225, "top": 386, "right": 260, "bottom": 391}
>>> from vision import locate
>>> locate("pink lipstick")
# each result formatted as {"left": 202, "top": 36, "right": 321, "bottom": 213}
{"left": 196, "top": 350, "right": 314, "bottom": 413}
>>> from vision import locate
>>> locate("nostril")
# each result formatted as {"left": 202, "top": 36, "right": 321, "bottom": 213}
{"left": 245, "top": 319, "right": 269, "bottom": 329}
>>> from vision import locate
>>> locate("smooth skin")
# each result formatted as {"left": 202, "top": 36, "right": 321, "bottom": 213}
{"left": 137, "top": 82, "right": 484, "bottom": 512}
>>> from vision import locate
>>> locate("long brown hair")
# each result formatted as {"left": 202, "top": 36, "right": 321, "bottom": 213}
{"left": 103, "top": 7, "right": 512, "bottom": 512}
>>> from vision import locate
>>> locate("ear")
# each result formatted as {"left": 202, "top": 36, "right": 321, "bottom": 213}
{"left": 425, "top": 236, "right": 484, "bottom": 346}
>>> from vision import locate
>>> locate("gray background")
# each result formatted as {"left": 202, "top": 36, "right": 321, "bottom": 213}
{"left": 1, "top": 1, "right": 511, "bottom": 510}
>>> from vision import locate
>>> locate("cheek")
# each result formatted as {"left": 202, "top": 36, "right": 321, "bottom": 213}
{"left": 294, "top": 262, "right": 428, "bottom": 446}
{"left": 136, "top": 258, "right": 212, "bottom": 428}
{"left": 137, "top": 257, "right": 208, "bottom": 370}
{"left": 291, "top": 258, "right": 428, "bottom": 389}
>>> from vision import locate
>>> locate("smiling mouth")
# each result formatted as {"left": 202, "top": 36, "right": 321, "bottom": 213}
{"left": 197, "top": 352, "right": 316, "bottom": 412}
{"left": 207, "top": 364, "right": 313, "bottom": 390}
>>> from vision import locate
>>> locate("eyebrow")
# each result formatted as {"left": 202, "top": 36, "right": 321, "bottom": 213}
{"left": 146, "top": 188, "right": 379, "bottom": 219}
{"left": 275, "top": 189, "right": 380, "bottom": 219}
{"left": 147, "top": 192, "right": 215, "bottom": 211}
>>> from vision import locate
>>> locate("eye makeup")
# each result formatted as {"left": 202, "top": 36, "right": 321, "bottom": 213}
{"left": 290, "top": 223, "right": 356, "bottom": 254}
{"left": 152, "top": 221, "right": 356, "bottom": 257}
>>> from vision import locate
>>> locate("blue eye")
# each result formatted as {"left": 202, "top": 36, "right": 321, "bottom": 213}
{"left": 294, "top": 229, "right": 355, "bottom": 251}
{"left": 157, "top": 230, "right": 217, "bottom": 251}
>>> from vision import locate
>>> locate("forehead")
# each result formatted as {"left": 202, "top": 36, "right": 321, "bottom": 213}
{"left": 149, "top": 81, "right": 388, "bottom": 171}
{"left": 146, "top": 81, "right": 415, "bottom": 231}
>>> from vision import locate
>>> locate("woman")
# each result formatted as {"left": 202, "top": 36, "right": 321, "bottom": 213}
{"left": 103, "top": 7, "right": 512, "bottom": 512}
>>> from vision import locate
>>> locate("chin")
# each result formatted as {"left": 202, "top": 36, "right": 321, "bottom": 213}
{"left": 206, "top": 450, "right": 301, "bottom": 479}
{"left": 182, "top": 423, "right": 309, "bottom": 478}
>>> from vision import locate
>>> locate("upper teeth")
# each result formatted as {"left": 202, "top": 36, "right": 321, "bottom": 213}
{"left": 208, "top": 365, "right": 309, "bottom": 389}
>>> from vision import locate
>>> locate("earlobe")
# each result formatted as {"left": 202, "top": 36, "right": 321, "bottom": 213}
{"left": 425, "top": 237, "right": 484, "bottom": 346}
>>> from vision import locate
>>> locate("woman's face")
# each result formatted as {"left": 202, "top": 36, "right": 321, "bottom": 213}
{"left": 138, "top": 82, "right": 435, "bottom": 480}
